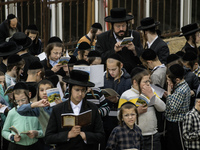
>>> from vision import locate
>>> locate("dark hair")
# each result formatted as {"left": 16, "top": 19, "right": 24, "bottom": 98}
{"left": 166, "top": 68, "right": 184, "bottom": 85}
{"left": 25, "top": 29, "right": 39, "bottom": 44}
{"left": 90, "top": 27, "right": 99, "bottom": 46}
{"left": 118, "top": 102, "right": 139, "bottom": 126}
{"left": 45, "top": 42, "right": 64, "bottom": 68}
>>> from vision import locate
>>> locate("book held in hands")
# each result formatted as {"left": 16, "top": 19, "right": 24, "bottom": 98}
{"left": 61, "top": 110, "right": 92, "bottom": 127}
{"left": 136, "top": 94, "right": 150, "bottom": 106}
{"left": 9, "top": 126, "right": 29, "bottom": 135}
{"left": 46, "top": 88, "right": 62, "bottom": 107}
{"left": 102, "top": 88, "right": 119, "bottom": 97}
{"left": 120, "top": 37, "right": 134, "bottom": 46}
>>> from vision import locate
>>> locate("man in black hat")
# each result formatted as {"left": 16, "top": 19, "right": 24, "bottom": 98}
{"left": 10, "top": 32, "right": 40, "bottom": 81}
{"left": 0, "top": 14, "right": 21, "bottom": 44}
{"left": 0, "top": 41, "right": 23, "bottom": 73}
{"left": 45, "top": 70, "right": 104, "bottom": 150}
{"left": 137, "top": 17, "right": 169, "bottom": 64}
{"left": 96, "top": 8, "right": 143, "bottom": 74}
{"left": 73, "top": 23, "right": 102, "bottom": 56}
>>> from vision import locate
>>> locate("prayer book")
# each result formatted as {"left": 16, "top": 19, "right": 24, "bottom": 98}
{"left": 0, "top": 106, "right": 8, "bottom": 113}
{"left": 120, "top": 37, "right": 134, "bottom": 46}
{"left": 9, "top": 126, "right": 29, "bottom": 135}
{"left": 46, "top": 88, "right": 62, "bottom": 107}
{"left": 136, "top": 94, "right": 150, "bottom": 106}
{"left": 102, "top": 88, "right": 119, "bottom": 97}
{"left": 4, "top": 85, "right": 15, "bottom": 95}
{"left": 58, "top": 56, "right": 70, "bottom": 65}
{"left": 61, "top": 110, "right": 92, "bottom": 127}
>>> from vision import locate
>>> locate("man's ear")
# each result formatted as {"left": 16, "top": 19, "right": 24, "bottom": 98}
{"left": 37, "top": 71, "right": 42, "bottom": 76}
{"left": 12, "top": 66, "right": 17, "bottom": 71}
{"left": 175, "top": 78, "right": 181, "bottom": 84}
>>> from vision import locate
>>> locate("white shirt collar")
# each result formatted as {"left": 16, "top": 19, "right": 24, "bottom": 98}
{"left": 152, "top": 64, "right": 165, "bottom": 72}
{"left": 70, "top": 100, "right": 83, "bottom": 115}
{"left": 147, "top": 35, "right": 158, "bottom": 48}
{"left": 49, "top": 59, "right": 59, "bottom": 67}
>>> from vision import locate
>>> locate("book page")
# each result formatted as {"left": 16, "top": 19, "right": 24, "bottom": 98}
{"left": 151, "top": 84, "right": 165, "bottom": 98}
{"left": 0, "top": 106, "right": 8, "bottom": 113}
{"left": 37, "top": 52, "right": 46, "bottom": 61}
{"left": 136, "top": 94, "right": 150, "bottom": 106}
{"left": 46, "top": 88, "right": 61, "bottom": 107}
{"left": 120, "top": 37, "right": 133, "bottom": 46}
{"left": 9, "top": 126, "right": 19, "bottom": 135}
{"left": 102, "top": 88, "right": 119, "bottom": 97}
{"left": 90, "top": 65, "right": 104, "bottom": 88}
{"left": 62, "top": 116, "right": 75, "bottom": 127}
{"left": 77, "top": 110, "right": 92, "bottom": 126}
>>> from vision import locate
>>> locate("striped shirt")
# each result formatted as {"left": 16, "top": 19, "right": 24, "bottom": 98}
{"left": 182, "top": 108, "right": 200, "bottom": 149}
{"left": 193, "top": 65, "right": 200, "bottom": 78}
{"left": 165, "top": 80, "right": 190, "bottom": 122}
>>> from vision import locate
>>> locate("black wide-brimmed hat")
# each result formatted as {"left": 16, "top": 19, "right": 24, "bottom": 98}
{"left": 0, "top": 41, "right": 23, "bottom": 57}
{"left": 10, "top": 32, "right": 32, "bottom": 50}
{"left": 104, "top": 8, "right": 134, "bottom": 23}
{"left": 179, "top": 23, "right": 200, "bottom": 37}
{"left": 62, "top": 70, "right": 95, "bottom": 87}
{"left": 137, "top": 17, "right": 160, "bottom": 30}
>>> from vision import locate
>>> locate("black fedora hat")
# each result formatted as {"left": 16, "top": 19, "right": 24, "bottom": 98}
{"left": 137, "top": 17, "right": 160, "bottom": 30}
{"left": 104, "top": 8, "right": 134, "bottom": 23}
{"left": 0, "top": 41, "right": 23, "bottom": 57}
{"left": 179, "top": 23, "right": 200, "bottom": 37}
{"left": 10, "top": 32, "right": 32, "bottom": 50}
{"left": 62, "top": 70, "right": 95, "bottom": 87}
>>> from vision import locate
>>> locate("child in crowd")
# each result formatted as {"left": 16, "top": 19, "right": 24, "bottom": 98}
{"left": 165, "top": 64, "right": 191, "bottom": 150}
{"left": 118, "top": 67, "right": 166, "bottom": 150}
{"left": 106, "top": 102, "right": 142, "bottom": 150}
{"left": 77, "top": 42, "right": 91, "bottom": 61}
{"left": 182, "top": 93, "right": 200, "bottom": 150}
{"left": 2, "top": 82, "right": 43, "bottom": 150}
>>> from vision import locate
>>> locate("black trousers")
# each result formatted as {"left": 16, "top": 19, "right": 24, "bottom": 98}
{"left": 8, "top": 141, "right": 42, "bottom": 150}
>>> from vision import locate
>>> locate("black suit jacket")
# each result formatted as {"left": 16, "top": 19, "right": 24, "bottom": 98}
{"left": 45, "top": 100, "right": 105, "bottom": 150}
{"left": 96, "top": 30, "right": 143, "bottom": 73}
{"left": 150, "top": 37, "right": 169, "bottom": 64}
{"left": 0, "top": 20, "right": 21, "bottom": 44}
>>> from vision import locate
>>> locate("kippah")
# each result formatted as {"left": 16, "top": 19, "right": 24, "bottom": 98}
{"left": 175, "top": 51, "right": 185, "bottom": 58}
{"left": 120, "top": 101, "right": 137, "bottom": 108}
{"left": 68, "top": 55, "right": 77, "bottom": 65}
{"left": 7, "top": 14, "right": 16, "bottom": 20}
{"left": 185, "top": 47, "right": 198, "bottom": 55}
{"left": 78, "top": 42, "right": 91, "bottom": 51}
{"left": 141, "top": 49, "right": 156, "bottom": 60}
{"left": 87, "top": 51, "right": 101, "bottom": 57}
{"left": 130, "top": 66, "right": 146, "bottom": 78}
{"left": 75, "top": 60, "right": 89, "bottom": 66}
{"left": 28, "top": 61, "right": 43, "bottom": 70}
{"left": 108, "top": 53, "right": 122, "bottom": 62}
{"left": 91, "top": 23, "right": 102, "bottom": 30}
{"left": 182, "top": 51, "right": 197, "bottom": 61}
{"left": 169, "top": 64, "right": 184, "bottom": 78}
{"left": 166, "top": 54, "right": 180, "bottom": 64}
{"left": 13, "top": 82, "right": 29, "bottom": 91}
{"left": 47, "top": 36, "right": 62, "bottom": 44}
{"left": 7, "top": 54, "right": 22, "bottom": 64}
{"left": 46, "top": 75, "right": 58, "bottom": 87}
{"left": 26, "top": 24, "right": 38, "bottom": 31}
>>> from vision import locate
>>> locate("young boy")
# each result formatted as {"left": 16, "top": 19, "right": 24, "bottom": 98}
{"left": 182, "top": 93, "right": 200, "bottom": 150}
{"left": 2, "top": 82, "right": 43, "bottom": 150}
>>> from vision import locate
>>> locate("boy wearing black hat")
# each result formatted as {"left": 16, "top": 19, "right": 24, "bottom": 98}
{"left": 45, "top": 70, "right": 104, "bottom": 150}
{"left": 5, "top": 54, "right": 25, "bottom": 87}
{"left": 0, "top": 14, "right": 21, "bottom": 44}
{"left": 165, "top": 64, "right": 191, "bottom": 150}
{"left": 2, "top": 82, "right": 43, "bottom": 150}
{"left": 182, "top": 93, "right": 200, "bottom": 150}
{"left": 140, "top": 48, "right": 167, "bottom": 88}
{"left": 137, "top": 17, "right": 169, "bottom": 64}
{"left": 73, "top": 23, "right": 102, "bottom": 56}
{"left": 96, "top": 8, "right": 143, "bottom": 74}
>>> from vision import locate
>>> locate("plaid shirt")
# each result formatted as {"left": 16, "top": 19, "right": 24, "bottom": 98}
{"left": 165, "top": 80, "right": 190, "bottom": 122}
{"left": 193, "top": 65, "right": 200, "bottom": 78}
{"left": 182, "top": 108, "right": 200, "bottom": 149}
{"left": 106, "top": 123, "right": 142, "bottom": 150}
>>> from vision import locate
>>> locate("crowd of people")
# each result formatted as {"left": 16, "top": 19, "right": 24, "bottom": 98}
{"left": 0, "top": 7, "right": 199, "bottom": 150}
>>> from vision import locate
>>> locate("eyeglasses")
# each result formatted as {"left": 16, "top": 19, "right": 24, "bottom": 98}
{"left": 196, "top": 32, "right": 200, "bottom": 37}
{"left": 14, "top": 99, "right": 27, "bottom": 104}
{"left": 123, "top": 113, "right": 136, "bottom": 118}
{"left": 52, "top": 52, "right": 63, "bottom": 56}
{"left": 114, "top": 24, "right": 126, "bottom": 29}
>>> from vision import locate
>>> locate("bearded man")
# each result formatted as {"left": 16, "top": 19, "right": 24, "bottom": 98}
{"left": 96, "top": 8, "right": 143, "bottom": 73}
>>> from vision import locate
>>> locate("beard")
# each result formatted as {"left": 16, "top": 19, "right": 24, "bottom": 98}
{"left": 115, "top": 30, "right": 126, "bottom": 40}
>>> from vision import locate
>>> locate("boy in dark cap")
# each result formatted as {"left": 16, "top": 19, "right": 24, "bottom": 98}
{"left": 45, "top": 70, "right": 104, "bottom": 150}
{"left": 2, "top": 82, "right": 43, "bottom": 150}
{"left": 5, "top": 54, "right": 25, "bottom": 87}
{"left": 73, "top": 22, "right": 102, "bottom": 56}
{"left": 0, "top": 14, "right": 21, "bottom": 44}
{"left": 77, "top": 42, "right": 91, "bottom": 61}
{"left": 87, "top": 51, "right": 102, "bottom": 65}
{"left": 165, "top": 64, "right": 191, "bottom": 150}
{"left": 182, "top": 92, "right": 200, "bottom": 150}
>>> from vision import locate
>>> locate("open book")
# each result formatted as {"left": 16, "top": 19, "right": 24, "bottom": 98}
{"left": 102, "top": 88, "right": 119, "bottom": 97}
{"left": 46, "top": 88, "right": 62, "bottom": 107}
{"left": 61, "top": 110, "right": 92, "bottom": 127}
{"left": 9, "top": 126, "right": 29, "bottom": 135}
{"left": 0, "top": 106, "right": 8, "bottom": 113}
{"left": 120, "top": 37, "right": 134, "bottom": 46}
{"left": 136, "top": 94, "right": 150, "bottom": 106}
{"left": 4, "top": 85, "right": 15, "bottom": 95}
{"left": 58, "top": 56, "right": 70, "bottom": 65}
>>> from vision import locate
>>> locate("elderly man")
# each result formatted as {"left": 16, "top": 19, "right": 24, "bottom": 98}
{"left": 96, "top": 8, "right": 143, "bottom": 74}
{"left": 0, "top": 14, "right": 21, "bottom": 44}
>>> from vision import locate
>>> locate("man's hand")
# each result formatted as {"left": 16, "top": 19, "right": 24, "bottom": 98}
{"left": 126, "top": 42, "right": 136, "bottom": 56}
{"left": 51, "top": 63, "right": 63, "bottom": 73}
{"left": 14, "top": 134, "right": 21, "bottom": 142}
{"left": 26, "top": 130, "right": 38, "bottom": 139}
{"left": 137, "top": 104, "right": 148, "bottom": 114}
{"left": 106, "top": 96, "right": 119, "bottom": 103}
{"left": 167, "top": 77, "right": 173, "bottom": 95}
{"left": 68, "top": 126, "right": 81, "bottom": 139}
{"left": 80, "top": 132, "right": 86, "bottom": 141}
{"left": 114, "top": 42, "right": 123, "bottom": 52}
{"left": 31, "top": 99, "right": 50, "bottom": 108}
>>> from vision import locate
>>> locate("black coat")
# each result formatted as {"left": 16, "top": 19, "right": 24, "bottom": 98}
{"left": 0, "top": 20, "right": 21, "bottom": 44}
{"left": 150, "top": 37, "right": 169, "bottom": 64}
{"left": 45, "top": 100, "right": 105, "bottom": 150}
{"left": 0, "top": 61, "right": 7, "bottom": 74}
{"left": 96, "top": 30, "right": 143, "bottom": 73}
